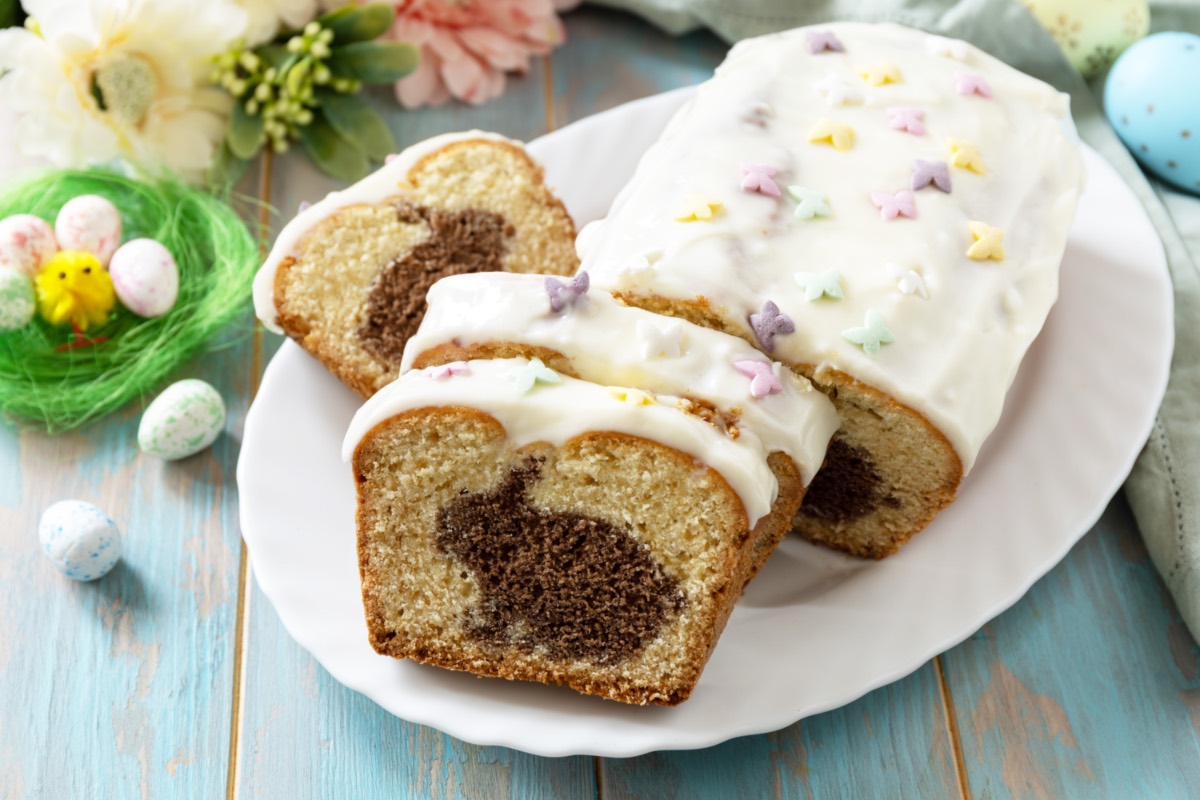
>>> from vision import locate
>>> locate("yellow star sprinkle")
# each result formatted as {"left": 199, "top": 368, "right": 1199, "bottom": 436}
{"left": 807, "top": 118, "right": 855, "bottom": 150}
{"left": 674, "top": 193, "right": 723, "bottom": 222}
{"left": 607, "top": 387, "right": 656, "bottom": 406}
{"left": 947, "top": 138, "right": 986, "bottom": 174}
{"left": 967, "top": 221, "right": 1005, "bottom": 261}
{"left": 855, "top": 62, "right": 902, "bottom": 85}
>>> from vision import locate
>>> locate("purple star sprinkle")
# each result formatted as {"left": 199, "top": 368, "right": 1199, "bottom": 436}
{"left": 887, "top": 107, "right": 926, "bottom": 135}
{"left": 545, "top": 271, "right": 590, "bottom": 313}
{"left": 911, "top": 159, "right": 952, "bottom": 193}
{"left": 805, "top": 30, "right": 845, "bottom": 54}
{"left": 733, "top": 360, "right": 783, "bottom": 398}
{"left": 749, "top": 300, "right": 795, "bottom": 352}
{"left": 870, "top": 190, "right": 917, "bottom": 220}
{"left": 741, "top": 164, "right": 782, "bottom": 197}
{"left": 954, "top": 72, "right": 994, "bottom": 98}
{"left": 424, "top": 361, "right": 469, "bottom": 380}
{"left": 297, "top": 200, "right": 312, "bottom": 214}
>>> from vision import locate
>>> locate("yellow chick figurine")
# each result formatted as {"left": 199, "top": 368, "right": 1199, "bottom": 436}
{"left": 35, "top": 251, "right": 115, "bottom": 331}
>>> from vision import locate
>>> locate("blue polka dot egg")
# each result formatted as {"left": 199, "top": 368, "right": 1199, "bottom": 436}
{"left": 1105, "top": 32, "right": 1200, "bottom": 195}
{"left": 39, "top": 500, "right": 121, "bottom": 581}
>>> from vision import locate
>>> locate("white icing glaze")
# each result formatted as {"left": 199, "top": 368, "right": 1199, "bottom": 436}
{"left": 578, "top": 23, "right": 1085, "bottom": 472}
{"left": 342, "top": 358, "right": 779, "bottom": 525}
{"left": 252, "top": 130, "right": 521, "bottom": 334}
{"left": 401, "top": 272, "right": 839, "bottom": 484}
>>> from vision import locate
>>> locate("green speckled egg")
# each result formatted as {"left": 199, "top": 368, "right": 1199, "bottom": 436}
{"left": 138, "top": 379, "right": 226, "bottom": 460}
{"left": 0, "top": 266, "right": 35, "bottom": 332}
{"left": 1020, "top": 0, "right": 1150, "bottom": 77}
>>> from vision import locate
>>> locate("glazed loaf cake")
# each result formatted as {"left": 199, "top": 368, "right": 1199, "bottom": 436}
{"left": 577, "top": 23, "right": 1086, "bottom": 557}
{"left": 253, "top": 132, "right": 578, "bottom": 398}
{"left": 345, "top": 358, "right": 830, "bottom": 705}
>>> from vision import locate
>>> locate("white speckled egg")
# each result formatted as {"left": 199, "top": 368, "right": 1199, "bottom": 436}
{"left": 1105, "top": 32, "right": 1200, "bottom": 195}
{"left": 0, "top": 266, "right": 36, "bottom": 331}
{"left": 0, "top": 214, "right": 57, "bottom": 276}
{"left": 39, "top": 500, "right": 122, "bottom": 581}
{"left": 54, "top": 195, "right": 122, "bottom": 266}
{"left": 110, "top": 238, "right": 179, "bottom": 318}
{"left": 138, "top": 379, "right": 226, "bottom": 460}
{"left": 1020, "top": 0, "right": 1149, "bottom": 77}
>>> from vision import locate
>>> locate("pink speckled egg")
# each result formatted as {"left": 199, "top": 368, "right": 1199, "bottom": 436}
{"left": 0, "top": 214, "right": 57, "bottom": 276}
{"left": 109, "top": 238, "right": 179, "bottom": 318}
{"left": 55, "top": 195, "right": 122, "bottom": 266}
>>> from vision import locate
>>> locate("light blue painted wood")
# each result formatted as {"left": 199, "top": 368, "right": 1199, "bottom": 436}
{"left": 0, "top": 319, "right": 254, "bottom": 799}
{"left": 944, "top": 496, "right": 1200, "bottom": 799}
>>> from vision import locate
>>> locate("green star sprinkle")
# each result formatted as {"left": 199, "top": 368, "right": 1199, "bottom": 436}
{"left": 794, "top": 269, "right": 843, "bottom": 301}
{"left": 511, "top": 358, "right": 562, "bottom": 393}
{"left": 842, "top": 310, "right": 895, "bottom": 356}
{"left": 787, "top": 185, "right": 831, "bottom": 219}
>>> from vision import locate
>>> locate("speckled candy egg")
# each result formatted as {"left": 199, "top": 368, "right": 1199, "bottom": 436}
{"left": 138, "top": 379, "right": 226, "bottom": 460}
{"left": 110, "top": 238, "right": 179, "bottom": 317}
{"left": 0, "top": 214, "right": 57, "bottom": 276}
{"left": 54, "top": 195, "right": 122, "bottom": 266}
{"left": 0, "top": 266, "right": 36, "bottom": 331}
{"left": 1021, "top": 0, "right": 1149, "bottom": 77}
{"left": 1105, "top": 32, "right": 1200, "bottom": 196}
{"left": 39, "top": 500, "right": 122, "bottom": 581}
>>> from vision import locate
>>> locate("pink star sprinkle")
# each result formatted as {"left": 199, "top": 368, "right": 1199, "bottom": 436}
{"left": 740, "top": 164, "right": 782, "bottom": 197}
{"left": 955, "top": 72, "right": 993, "bottom": 98}
{"left": 424, "top": 361, "right": 469, "bottom": 380}
{"left": 870, "top": 190, "right": 917, "bottom": 220}
{"left": 733, "top": 360, "right": 783, "bottom": 398}
{"left": 805, "top": 30, "right": 845, "bottom": 54}
{"left": 384, "top": 153, "right": 399, "bottom": 164}
{"left": 887, "top": 107, "right": 926, "bottom": 135}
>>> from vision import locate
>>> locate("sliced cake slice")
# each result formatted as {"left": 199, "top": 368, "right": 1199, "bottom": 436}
{"left": 253, "top": 132, "right": 578, "bottom": 398}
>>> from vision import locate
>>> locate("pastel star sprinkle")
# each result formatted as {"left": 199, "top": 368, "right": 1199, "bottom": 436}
{"left": 807, "top": 119, "right": 854, "bottom": 150}
{"left": 608, "top": 387, "right": 655, "bottom": 406}
{"left": 855, "top": 62, "right": 902, "bottom": 85}
{"left": 805, "top": 30, "right": 844, "bottom": 54}
{"left": 947, "top": 138, "right": 985, "bottom": 174}
{"left": 511, "top": 358, "right": 561, "bottom": 393}
{"left": 870, "top": 189, "right": 917, "bottom": 220}
{"left": 926, "top": 35, "right": 968, "bottom": 60}
{"left": 733, "top": 360, "right": 783, "bottom": 398}
{"left": 423, "top": 361, "right": 469, "bottom": 380}
{"left": 741, "top": 164, "right": 782, "bottom": 197}
{"left": 887, "top": 106, "right": 925, "bottom": 135}
{"left": 787, "top": 186, "right": 832, "bottom": 219}
{"left": 911, "top": 159, "right": 952, "bottom": 193}
{"left": 545, "top": 271, "right": 590, "bottom": 312}
{"left": 749, "top": 300, "right": 795, "bottom": 352}
{"left": 675, "top": 193, "right": 723, "bottom": 222}
{"left": 297, "top": 200, "right": 312, "bottom": 214}
{"left": 842, "top": 310, "right": 895, "bottom": 356}
{"left": 794, "top": 268, "right": 843, "bottom": 301}
{"left": 886, "top": 263, "right": 929, "bottom": 299}
{"left": 967, "top": 221, "right": 1005, "bottom": 261}
{"left": 638, "top": 318, "right": 683, "bottom": 359}
{"left": 814, "top": 72, "right": 863, "bottom": 107}
{"left": 954, "top": 72, "right": 994, "bottom": 98}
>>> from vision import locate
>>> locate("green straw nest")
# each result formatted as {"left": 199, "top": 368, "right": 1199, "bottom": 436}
{"left": 0, "top": 170, "right": 259, "bottom": 433}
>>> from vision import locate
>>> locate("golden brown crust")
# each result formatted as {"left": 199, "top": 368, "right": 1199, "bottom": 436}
{"left": 352, "top": 407, "right": 804, "bottom": 705}
{"left": 410, "top": 341, "right": 576, "bottom": 377}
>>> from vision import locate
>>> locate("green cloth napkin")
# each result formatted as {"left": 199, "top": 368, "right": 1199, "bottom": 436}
{"left": 588, "top": 0, "right": 1200, "bottom": 642}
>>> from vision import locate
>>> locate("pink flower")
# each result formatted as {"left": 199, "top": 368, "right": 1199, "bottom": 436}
{"left": 388, "top": 0, "right": 578, "bottom": 108}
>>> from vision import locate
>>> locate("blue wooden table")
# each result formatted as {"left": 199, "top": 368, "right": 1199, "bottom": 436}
{"left": 2, "top": 8, "right": 1198, "bottom": 799}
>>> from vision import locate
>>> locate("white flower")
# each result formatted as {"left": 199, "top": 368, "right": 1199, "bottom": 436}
{"left": 236, "top": 0, "right": 320, "bottom": 47}
{"left": 0, "top": 0, "right": 248, "bottom": 183}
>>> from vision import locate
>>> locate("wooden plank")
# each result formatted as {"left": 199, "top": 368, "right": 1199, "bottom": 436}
{"left": 0, "top": 316, "right": 256, "bottom": 796}
{"left": 234, "top": 56, "right": 597, "bottom": 799}
{"left": 943, "top": 496, "right": 1200, "bottom": 799}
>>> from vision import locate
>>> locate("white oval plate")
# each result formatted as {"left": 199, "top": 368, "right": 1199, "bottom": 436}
{"left": 237, "top": 88, "right": 1173, "bottom": 757}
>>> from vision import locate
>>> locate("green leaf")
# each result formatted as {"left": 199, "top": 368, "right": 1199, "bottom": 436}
{"left": 319, "top": 4, "right": 395, "bottom": 45}
{"left": 257, "top": 44, "right": 291, "bottom": 71}
{"left": 317, "top": 91, "right": 395, "bottom": 161}
{"left": 227, "top": 101, "right": 265, "bottom": 160}
{"left": 300, "top": 115, "right": 371, "bottom": 182}
{"left": 327, "top": 41, "right": 419, "bottom": 84}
